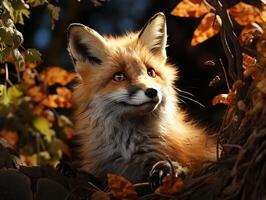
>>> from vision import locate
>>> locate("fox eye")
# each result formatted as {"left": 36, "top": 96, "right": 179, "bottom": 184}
{"left": 113, "top": 72, "right": 127, "bottom": 82}
{"left": 147, "top": 68, "right": 156, "bottom": 78}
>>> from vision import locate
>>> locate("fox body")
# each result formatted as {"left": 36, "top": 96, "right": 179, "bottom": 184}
{"left": 67, "top": 13, "right": 215, "bottom": 183}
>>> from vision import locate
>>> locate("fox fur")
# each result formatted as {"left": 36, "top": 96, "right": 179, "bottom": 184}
{"left": 67, "top": 12, "right": 216, "bottom": 183}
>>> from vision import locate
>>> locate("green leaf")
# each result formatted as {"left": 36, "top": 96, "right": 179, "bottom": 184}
{"left": 33, "top": 116, "right": 55, "bottom": 142}
{"left": 3, "top": 0, "right": 30, "bottom": 25}
{"left": 25, "top": 48, "right": 42, "bottom": 63}
{"left": 26, "top": 0, "right": 48, "bottom": 7}
{"left": 0, "top": 47, "right": 11, "bottom": 63}
{"left": 12, "top": 48, "right": 25, "bottom": 71}
{"left": 10, "top": 0, "right": 30, "bottom": 10}
{"left": 13, "top": 29, "right": 24, "bottom": 48}
{"left": 47, "top": 4, "right": 60, "bottom": 29}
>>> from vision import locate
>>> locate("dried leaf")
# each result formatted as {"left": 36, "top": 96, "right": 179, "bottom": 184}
{"left": 155, "top": 176, "right": 184, "bottom": 195}
{"left": 42, "top": 87, "right": 73, "bottom": 108}
{"left": 229, "top": 2, "right": 264, "bottom": 26}
{"left": 107, "top": 174, "right": 138, "bottom": 200}
{"left": 171, "top": 0, "right": 210, "bottom": 18}
{"left": 0, "top": 130, "right": 18, "bottom": 147}
{"left": 212, "top": 91, "right": 235, "bottom": 106}
{"left": 27, "top": 86, "right": 47, "bottom": 102}
{"left": 239, "top": 23, "right": 263, "bottom": 46}
{"left": 242, "top": 53, "right": 261, "bottom": 80}
{"left": 91, "top": 191, "right": 110, "bottom": 200}
{"left": 40, "top": 66, "right": 75, "bottom": 86}
{"left": 191, "top": 13, "right": 221, "bottom": 46}
{"left": 23, "top": 68, "right": 36, "bottom": 85}
{"left": 256, "top": 79, "right": 266, "bottom": 94}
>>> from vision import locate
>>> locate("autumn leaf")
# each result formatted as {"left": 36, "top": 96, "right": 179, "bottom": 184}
{"left": 27, "top": 86, "right": 47, "bottom": 102}
{"left": 171, "top": 0, "right": 210, "bottom": 18}
{"left": 0, "top": 130, "right": 18, "bottom": 147}
{"left": 212, "top": 91, "right": 235, "bottom": 106}
{"left": 107, "top": 174, "right": 138, "bottom": 200}
{"left": 191, "top": 13, "right": 221, "bottom": 46}
{"left": 40, "top": 66, "right": 75, "bottom": 86}
{"left": 229, "top": 2, "right": 264, "bottom": 26}
{"left": 155, "top": 176, "right": 184, "bottom": 195}
{"left": 23, "top": 68, "right": 36, "bottom": 85}
{"left": 42, "top": 87, "right": 73, "bottom": 108}
{"left": 256, "top": 79, "right": 266, "bottom": 94}
{"left": 239, "top": 23, "right": 263, "bottom": 46}
{"left": 91, "top": 191, "right": 110, "bottom": 200}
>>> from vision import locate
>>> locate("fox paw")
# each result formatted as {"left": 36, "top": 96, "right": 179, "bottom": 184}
{"left": 149, "top": 160, "right": 188, "bottom": 190}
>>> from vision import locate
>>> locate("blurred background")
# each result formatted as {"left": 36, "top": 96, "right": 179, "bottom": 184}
{"left": 19, "top": 0, "right": 227, "bottom": 129}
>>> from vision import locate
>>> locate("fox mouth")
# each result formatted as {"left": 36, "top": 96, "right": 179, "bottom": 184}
{"left": 119, "top": 101, "right": 157, "bottom": 107}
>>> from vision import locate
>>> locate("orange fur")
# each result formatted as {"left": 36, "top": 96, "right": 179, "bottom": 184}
{"left": 68, "top": 13, "right": 216, "bottom": 182}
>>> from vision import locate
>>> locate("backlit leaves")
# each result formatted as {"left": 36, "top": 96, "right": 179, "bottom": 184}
{"left": 25, "top": 48, "right": 42, "bottom": 63}
{"left": 228, "top": 2, "right": 264, "bottom": 26}
{"left": 40, "top": 66, "right": 76, "bottom": 86}
{"left": 171, "top": 0, "right": 210, "bottom": 18}
{"left": 171, "top": 0, "right": 266, "bottom": 46}
{"left": 191, "top": 13, "right": 221, "bottom": 46}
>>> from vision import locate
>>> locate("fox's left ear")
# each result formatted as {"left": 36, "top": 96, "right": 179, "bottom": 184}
{"left": 138, "top": 12, "right": 167, "bottom": 61}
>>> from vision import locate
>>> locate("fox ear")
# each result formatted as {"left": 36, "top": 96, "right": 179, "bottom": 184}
{"left": 138, "top": 12, "right": 167, "bottom": 60}
{"left": 67, "top": 23, "right": 108, "bottom": 72}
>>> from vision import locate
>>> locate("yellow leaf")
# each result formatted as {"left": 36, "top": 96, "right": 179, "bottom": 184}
{"left": 107, "top": 174, "right": 138, "bottom": 200}
{"left": 229, "top": 2, "right": 264, "bottom": 26}
{"left": 191, "top": 13, "right": 221, "bottom": 46}
{"left": 171, "top": 0, "right": 210, "bottom": 18}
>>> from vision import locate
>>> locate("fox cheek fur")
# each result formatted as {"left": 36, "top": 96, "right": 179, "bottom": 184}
{"left": 67, "top": 12, "right": 216, "bottom": 183}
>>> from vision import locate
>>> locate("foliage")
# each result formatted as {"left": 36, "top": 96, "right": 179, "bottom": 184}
{"left": 0, "top": 0, "right": 106, "bottom": 167}
{"left": 172, "top": 0, "right": 266, "bottom": 106}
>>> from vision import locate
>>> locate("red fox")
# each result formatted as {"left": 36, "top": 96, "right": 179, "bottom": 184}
{"left": 67, "top": 12, "right": 216, "bottom": 185}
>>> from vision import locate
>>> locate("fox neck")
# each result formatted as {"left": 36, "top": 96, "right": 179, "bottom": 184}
{"left": 74, "top": 94, "right": 178, "bottom": 176}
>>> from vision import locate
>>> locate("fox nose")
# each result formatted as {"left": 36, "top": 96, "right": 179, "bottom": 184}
{"left": 145, "top": 88, "right": 158, "bottom": 98}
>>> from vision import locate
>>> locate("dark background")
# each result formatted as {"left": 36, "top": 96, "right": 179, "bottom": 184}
{"left": 19, "top": 0, "right": 228, "bottom": 130}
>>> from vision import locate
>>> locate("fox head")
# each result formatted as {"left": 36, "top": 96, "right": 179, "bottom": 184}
{"left": 67, "top": 13, "right": 178, "bottom": 119}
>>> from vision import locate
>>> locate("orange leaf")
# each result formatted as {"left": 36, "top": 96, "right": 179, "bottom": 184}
{"left": 242, "top": 53, "right": 261, "bottom": 80}
{"left": 212, "top": 91, "right": 235, "bottom": 106}
{"left": 40, "top": 66, "right": 75, "bottom": 86}
{"left": 27, "top": 86, "right": 47, "bottom": 102}
{"left": 0, "top": 130, "right": 18, "bottom": 147}
{"left": 42, "top": 87, "right": 73, "bottom": 108}
{"left": 171, "top": 0, "right": 210, "bottom": 18}
{"left": 229, "top": 2, "right": 264, "bottom": 26}
{"left": 23, "top": 68, "right": 36, "bottom": 85}
{"left": 239, "top": 23, "right": 263, "bottom": 46}
{"left": 191, "top": 13, "right": 221, "bottom": 46}
{"left": 107, "top": 174, "right": 138, "bottom": 200}
{"left": 155, "top": 176, "right": 184, "bottom": 195}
